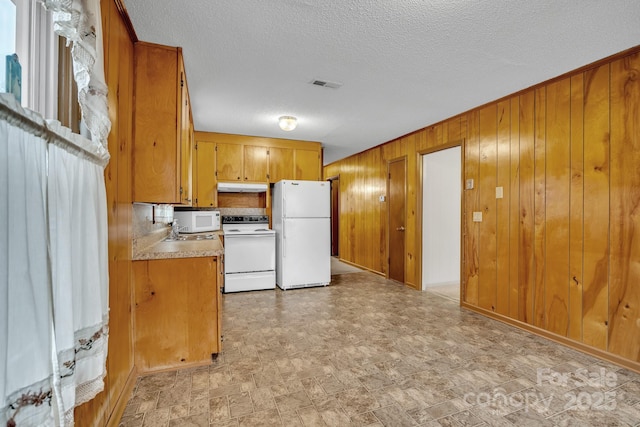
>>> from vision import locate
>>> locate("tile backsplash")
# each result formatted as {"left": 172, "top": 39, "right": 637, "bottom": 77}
{"left": 217, "top": 208, "right": 266, "bottom": 216}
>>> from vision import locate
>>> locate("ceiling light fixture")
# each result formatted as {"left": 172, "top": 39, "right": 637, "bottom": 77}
{"left": 278, "top": 116, "right": 297, "bottom": 131}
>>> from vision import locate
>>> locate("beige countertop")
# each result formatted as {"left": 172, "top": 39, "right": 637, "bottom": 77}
{"left": 133, "top": 231, "right": 224, "bottom": 261}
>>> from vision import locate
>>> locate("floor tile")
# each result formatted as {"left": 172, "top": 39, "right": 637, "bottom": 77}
{"left": 117, "top": 271, "right": 640, "bottom": 427}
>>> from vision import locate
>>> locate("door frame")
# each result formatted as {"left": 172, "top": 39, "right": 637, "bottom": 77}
{"left": 416, "top": 140, "right": 464, "bottom": 299}
{"left": 386, "top": 156, "right": 407, "bottom": 283}
{"left": 327, "top": 175, "right": 340, "bottom": 257}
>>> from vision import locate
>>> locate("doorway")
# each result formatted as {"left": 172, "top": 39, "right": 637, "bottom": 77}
{"left": 387, "top": 158, "right": 406, "bottom": 283}
{"left": 421, "top": 146, "right": 461, "bottom": 299}
{"left": 327, "top": 176, "right": 340, "bottom": 257}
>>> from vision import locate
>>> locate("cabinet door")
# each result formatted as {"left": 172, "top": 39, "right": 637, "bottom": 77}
{"left": 244, "top": 145, "right": 268, "bottom": 181}
{"left": 268, "top": 146, "right": 294, "bottom": 183}
{"left": 216, "top": 142, "right": 243, "bottom": 181}
{"left": 133, "top": 257, "right": 218, "bottom": 372}
{"left": 194, "top": 140, "right": 216, "bottom": 207}
{"left": 133, "top": 43, "right": 181, "bottom": 203}
{"left": 294, "top": 149, "right": 321, "bottom": 181}
{"left": 179, "top": 60, "right": 192, "bottom": 205}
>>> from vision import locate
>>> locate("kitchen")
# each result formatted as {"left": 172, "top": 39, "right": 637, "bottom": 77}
{"left": 3, "top": 0, "right": 640, "bottom": 426}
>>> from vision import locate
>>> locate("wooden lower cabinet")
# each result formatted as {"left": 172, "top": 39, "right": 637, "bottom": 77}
{"left": 133, "top": 257, "right": 220, "bottom": 372}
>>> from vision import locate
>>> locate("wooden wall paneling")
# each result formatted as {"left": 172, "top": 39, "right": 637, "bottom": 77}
{"left": 424, "top": 126, "right": 437, "bottom": 150}
{"left": 405, "top": 135, "right": 418, "bottom": 288}
{"left": 608, "top": 53, "right": 640, "bottom": 361}
{"left": 477, "top": 105, "right": 498, "bottom": 311}
{"left": 508, "top": 97, "right": 521, "bottom": 319}
{"left": 533, "top": 87, "right": 547, "bottom": 328}
{"left": 582, "top": 64, "right": 610, "bottom": 350}
{"left": 110, "top": 0, "right": 134, "bottom": 413}
{"left": 447, "top": 116, "right": 463, "bottom": 143}
{"left": 544, "top": 78, "right": 571, "bottom": 336}
{"left": 463, "top": 111, "right": 480, "bottom": 305}
{"left": 496, "top": 101, "right": 511, "bottom": 315}
{"left": 568, "top": 74, "right": 585, "bottom": 342}
{"left": 518, "top": 90, "right": 535, "bottom": 324}
{"left": 76, "top": 1, "right": 135, "bottom": 424}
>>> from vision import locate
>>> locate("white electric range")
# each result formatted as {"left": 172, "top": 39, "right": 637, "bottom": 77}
{"left": 222, "top": 215, "right": 276, "bottom": 293}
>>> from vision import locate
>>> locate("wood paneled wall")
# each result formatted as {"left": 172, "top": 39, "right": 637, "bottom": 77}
{"left": 74, "top": 0, "right": 136, "bottom": 424}
{"left": 324, "top": 48, "right": 640, "bottom": 370}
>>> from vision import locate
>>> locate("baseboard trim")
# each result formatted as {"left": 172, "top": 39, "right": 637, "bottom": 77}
{"left": 337, "top": 258, "right": 385, "bottom": 277}
{"left": 106, "top": 367, "right": 137, "bottom": 427}
{"left": 461, "top": 302, "right": 640, "bottom": 374}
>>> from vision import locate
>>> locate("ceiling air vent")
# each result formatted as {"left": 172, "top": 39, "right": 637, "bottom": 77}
{"left": 310, "top": 79, "right": 342, "bottom": 89}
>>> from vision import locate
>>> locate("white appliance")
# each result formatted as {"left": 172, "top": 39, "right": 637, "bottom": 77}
{"left": 173, "top": 209, "right": 220, "bottom": 233}
{"left": 272, "top": 180, "right": 331, "bottom": 290}
{"left": 217, "top": 182, "right": 268, "bottom": 193}
{"left": 222, "top": 215, "right": 276, "bottom": 293}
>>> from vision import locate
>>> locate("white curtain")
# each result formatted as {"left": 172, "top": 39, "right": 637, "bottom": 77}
{"left": 0, "top": 97, "right": 55, "bottom": 426}
{"left": 48, "top": 128, "right": 109, "bottom": 425}
{"left": 0, "top": 91, "right": 110, "bottom": 426}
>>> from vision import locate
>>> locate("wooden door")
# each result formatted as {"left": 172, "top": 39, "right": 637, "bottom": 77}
{"left": 194, "top": 140, "right": 216, "bottom": 207}
{"left": 294, "top": 149, "right": 320, "bottom": 180}
{"left": 329, "top": 177, "right": 340, "bottom": 256}
{"left": 243, "top": 145, "right": 269, "bottom": 181}
{"left": 388, "top": 158, "right": 406, "bottom": 283}
{"left": 268, "top": 146, "right": 294, "bottom": 183}
{"left": 216, "top": 142, "right": 243, "bottom": 181}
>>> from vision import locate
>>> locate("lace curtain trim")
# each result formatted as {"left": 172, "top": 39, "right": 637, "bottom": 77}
{"left": 39, "top": 0, "right": 111, "bottom": 155}
{"left": 0, "top": 93, "right": 109, "bottom": 167}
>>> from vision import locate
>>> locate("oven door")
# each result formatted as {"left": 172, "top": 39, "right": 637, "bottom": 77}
{"left": 224, "top": 233, "right": 275, "bottom": 273}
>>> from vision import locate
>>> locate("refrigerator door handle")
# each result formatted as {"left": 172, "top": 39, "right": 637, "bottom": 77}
{"left": 282, "top": 222, "right": 286, "bottom": 257}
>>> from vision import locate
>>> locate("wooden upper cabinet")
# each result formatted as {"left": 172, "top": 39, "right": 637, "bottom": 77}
{"left": 243, "top": 145, "right": 269, "bottom": 181}
{"left": 268, "top": 146, "right": 294, "bottom": 183}
{"left": 194, "top": 140, "right": 216, "bottom": 207}
{"left": 295, "top": 148, "right": 321, "bottom": 180}
{"left": 133, "top": 42, "right": 192, "bottom": 204}
{"left": 216, "top": 142, "right": 243, "bottom": 181}
{"left": 179, "top": 65, "right": 193, "bottom": 205}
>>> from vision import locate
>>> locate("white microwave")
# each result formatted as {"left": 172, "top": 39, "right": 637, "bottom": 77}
{"left": 173, "top": 210, "right": 220, "bottom": 233}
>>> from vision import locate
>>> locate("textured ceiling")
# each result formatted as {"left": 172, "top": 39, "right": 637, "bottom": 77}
{"left": 121, "top": 0, "right": 640, "bottom": 164}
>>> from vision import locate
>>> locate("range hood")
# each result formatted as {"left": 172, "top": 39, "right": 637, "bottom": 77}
{"left": 217, "top": 182, "right": 268, "bottom": 193}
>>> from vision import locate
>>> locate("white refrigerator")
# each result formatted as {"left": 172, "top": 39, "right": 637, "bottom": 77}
{"left": 272, "top": 180, "right": 331, "bottom": 290}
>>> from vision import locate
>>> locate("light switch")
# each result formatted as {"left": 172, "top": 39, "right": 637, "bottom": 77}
{"left": 473, "top": 212, "right": 483, "bottom": 222}
{"left": 496, "top": 186, "right": 504, "bottom": 199}
{"left": 465, "top": 179, "right": 474, "bottom": 190}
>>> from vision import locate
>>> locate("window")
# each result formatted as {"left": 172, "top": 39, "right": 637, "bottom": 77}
{"left": 0, "top": 0, "right": 16, "bottom": 94}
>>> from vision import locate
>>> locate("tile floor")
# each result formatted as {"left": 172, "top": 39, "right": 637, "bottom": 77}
{"left": 119, "top": 271, "right": 640, "bottom": 426}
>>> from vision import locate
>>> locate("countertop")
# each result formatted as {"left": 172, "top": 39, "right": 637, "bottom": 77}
{"left": 133, "top": 230, "right": 224, "bottom": 261}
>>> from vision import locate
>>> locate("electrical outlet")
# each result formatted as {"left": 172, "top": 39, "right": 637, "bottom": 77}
{"left": 379, "top": 195, "right": 386, "bottom": 202}
{"left": 473, "top": 212, "right": 483, "bottom": 222}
